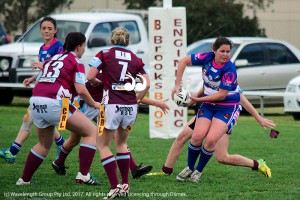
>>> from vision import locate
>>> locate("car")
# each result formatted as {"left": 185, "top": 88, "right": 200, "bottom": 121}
{"left": 0, "top": 12, "right": 149, "bottom": 104}
{"left": 284, "top": 76, "right": 300, "bottom": 120}
{"left": 0, "top": 22, "right": 11, "bottom": 45}
{"left": 185, "top": 37, "right": 300, "bottom": 106}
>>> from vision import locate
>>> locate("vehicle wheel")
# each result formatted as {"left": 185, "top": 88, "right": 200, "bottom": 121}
{"left": 0, "top": 90, "right": 14, "bottom": 105}
{"left": 292, "top": 113, "right": 300, "bottom": 120}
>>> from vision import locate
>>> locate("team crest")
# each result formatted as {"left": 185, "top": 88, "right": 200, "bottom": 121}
{"left": 197, "top": 110, "right": 204, "bottom": 118}
{"left": 224, "top": 113, "right": 229, "bottom": 119}
{"left": 222, "top": 72, "right": 235, "bottom": 86}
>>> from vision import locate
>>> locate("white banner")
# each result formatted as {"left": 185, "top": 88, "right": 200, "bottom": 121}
{"left": 148, "top": 7, "right": 187, "bottom": 138}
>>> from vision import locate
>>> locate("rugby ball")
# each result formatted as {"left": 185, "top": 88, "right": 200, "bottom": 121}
{"left": 173, "top": 89, "right": 191, "bottom": 107}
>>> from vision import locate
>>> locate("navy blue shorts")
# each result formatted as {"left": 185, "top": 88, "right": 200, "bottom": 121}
{"left": 190, "top": 103, "right": 241, "bottom": 134}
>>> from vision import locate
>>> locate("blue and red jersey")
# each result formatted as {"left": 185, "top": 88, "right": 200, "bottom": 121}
{"left": 38, "top": 38, "right": 63, "bottom": 63}
{"left": 191, "top": 52, "right": 240, "bottom": 104}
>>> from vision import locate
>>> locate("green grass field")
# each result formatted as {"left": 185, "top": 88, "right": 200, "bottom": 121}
{"left": 0, "top": 98, "right": 300, "bottom": 200}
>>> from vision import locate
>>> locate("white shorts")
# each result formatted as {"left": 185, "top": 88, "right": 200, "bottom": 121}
{"left": 80, "top": 101, "right": 99, "bottom": 121}
{"left": 104, "top": 104, "right": 138, "bottom": 130}
{"left": 30, "top": 96, "right": 76, "bottom": 128}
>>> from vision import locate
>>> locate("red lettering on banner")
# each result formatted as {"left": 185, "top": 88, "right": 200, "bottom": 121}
{"left": 154, "top": 64, "right": 162, "bottom": 70}
{"left": 173, "top": 29, "right": 183, "bottom": 37}
{"left": 155, "top": 121, "right": 163, "bottom": 127}
{"left": 174, "top": 19, "right": 182, "bottom": 27}
{"left": 177, "top": 49, "right": 180, "bottom": 57}
{"left": 154, "top": 20, "right": 161, "bottom": 30}
{"left": 174, "top": 109, "right": 184, "bottom": 117}
{"left": 154, "top": 36, "right": 162, "bottom": 44}
{"left": 174, "top": 120, "right": 183, "bottom": 127}
{"left": 155, "top": 55, "right": 163, "bottom": 61}
{"left": 174, "top": 60, "right": 179, "bottom": 67}
{"left": 155, "top": 110, "right": 163, "bottom": 118}
{"left": 155, "top": 46, "right": 162, "bottom": 52}
{"left": 155, "top": 92, "right": 163, "bottom": 100}
{"left": 155, "top": 82, "right": 162, "bottom": 89}
{"left": 154, "top": 73, "right": 162, "bottom": 80}
{"left": 174, "top": 39, "right": 182, "bottom": 47}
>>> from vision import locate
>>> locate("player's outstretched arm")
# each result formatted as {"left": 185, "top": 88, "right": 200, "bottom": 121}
{"left": 141, "top": 98, "right": 170, "bottom": 114}
{"left": 240, "top": 93, "right": 276, "bottom": 130}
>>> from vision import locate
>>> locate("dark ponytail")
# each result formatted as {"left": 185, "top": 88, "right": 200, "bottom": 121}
{"left": 63, "top": 32, "right": 86, "bottom": 52}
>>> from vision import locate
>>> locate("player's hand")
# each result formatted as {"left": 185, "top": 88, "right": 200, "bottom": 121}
{"left": 189, "top": 95, "right": 202, "bottom": 102}
{"left": 258, "top": 117, "right": 276, "bottom": 130}
{"left": 185, "top": 92, "right": 198, "bottom": 107}
{"left": 32, "top": 62, "right": 43, "bottom": 70}
{"left": 90, "top": 78, "right": 102, "bottom": 87}
{"left": 171, "top": 86, "right": 180, "bottom": 100}
{"left": 23, "top": 77, "right": 34, "bottom": 87}
{"left": 156, "top": 99, "right": 170, "bottom": 114}
{"left": 94, "top": 102, "right": 101, "bottom": 109}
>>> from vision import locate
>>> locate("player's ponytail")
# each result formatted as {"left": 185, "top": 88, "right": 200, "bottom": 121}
{"left": 63, "top": 32, "right": 86, "bottom": 52}
{"left": 110, "top": 27, "right": 130, "bottom": 46}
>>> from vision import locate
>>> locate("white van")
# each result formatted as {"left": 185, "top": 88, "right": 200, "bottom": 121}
{"left": 0, "top": 12, "right": 149, "bottom": 104}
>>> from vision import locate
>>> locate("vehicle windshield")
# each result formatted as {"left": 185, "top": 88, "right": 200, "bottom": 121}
{"left": 187, "top": 42, "right": 240, "bottom": 57}
{"left": 19, "top": 20, "right": 89, "bottom": 43}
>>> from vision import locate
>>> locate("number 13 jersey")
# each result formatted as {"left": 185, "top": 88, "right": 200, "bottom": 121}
{"left": 32, "top": 52, "right": 86, "bottom": 101}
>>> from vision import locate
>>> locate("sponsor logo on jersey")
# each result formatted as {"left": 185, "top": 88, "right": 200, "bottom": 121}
{"left": 115, "top": 50, "right": 132, "bottom": 61}
{"left": 224, "top": 113, "right": 229, "bottom": 119}
{"left": 115, "top": 105, "right": 133, "bottom": 115}
{"left": 210, "top": 67, "right": 217, "bottom": 73}
{"left": 32, "top": 103, "right": 48, "bottom": 113}
{"left": 222, "top": 72, "right": 235, "bottom": 86}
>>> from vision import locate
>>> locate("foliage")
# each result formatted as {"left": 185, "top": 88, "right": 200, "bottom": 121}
{"left": 123, "top": 0, "right": 273, "bottom": 44}
{"left": 0, "top": 0, "right": 73, "bottom": 34}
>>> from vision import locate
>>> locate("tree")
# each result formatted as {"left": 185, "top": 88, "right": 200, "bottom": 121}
{"left": 122, "top": 0, "right": 273, "bottom": 44}
{"left": 0, "top": 0, "right": 73, "bottom": 34}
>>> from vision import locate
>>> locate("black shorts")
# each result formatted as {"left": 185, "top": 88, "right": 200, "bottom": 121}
{"left": 188, "top": 116, "right": 196, "bottom": 130}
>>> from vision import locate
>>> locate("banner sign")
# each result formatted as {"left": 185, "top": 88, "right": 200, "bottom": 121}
{"left": 148, "top": 7, "right": 187, "bottom": 138}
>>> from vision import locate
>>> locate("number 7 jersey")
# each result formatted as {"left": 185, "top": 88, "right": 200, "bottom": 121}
{"left": 32, "top": 52, "right": 86, "bottom": 101}
{"left": 89, "top": 46, "right": 146, "bottom": 104}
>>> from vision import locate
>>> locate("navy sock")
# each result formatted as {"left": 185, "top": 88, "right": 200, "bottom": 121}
{"left": 187, "top": 143, "right": 201, "bottom": 170}
{"left": 196, "top": 146, "right": 215, "bottom": 173}
{"left": 9, "top": 142, "right": 21, "bottom": 156}
{"left": 55, "top": 135, "right": 65, "bottom": 146}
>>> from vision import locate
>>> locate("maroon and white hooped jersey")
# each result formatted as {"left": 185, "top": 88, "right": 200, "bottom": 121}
{"left": 32, "top": 52, "right": 86, "bottom": 101}
{"left": 89, "top": 46, "right": 146, "bottom": 104}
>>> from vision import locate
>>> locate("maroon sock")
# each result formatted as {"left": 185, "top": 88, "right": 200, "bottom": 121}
{"left": 21, "top": 150, "right": 45, "bottom": 182}
{"left": 127, "top": 146, "right": 138, "bottom": 172}
{"left": 102, "top": 155, "right": 119, "bottom": 188}
{"left": 252, "top": 160, "right": 259, "bottom": 170}
{"left": 55, "top": 146, "right": 70, "bottom": 167}
{"left": 116, "top": 152, "right": 130, "bottom": 184}
{"left": 162, "top": 165, "right": 173, "bottom": 174}
{"left": 79, "top": 144, "right": 96, "bottom": 175}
